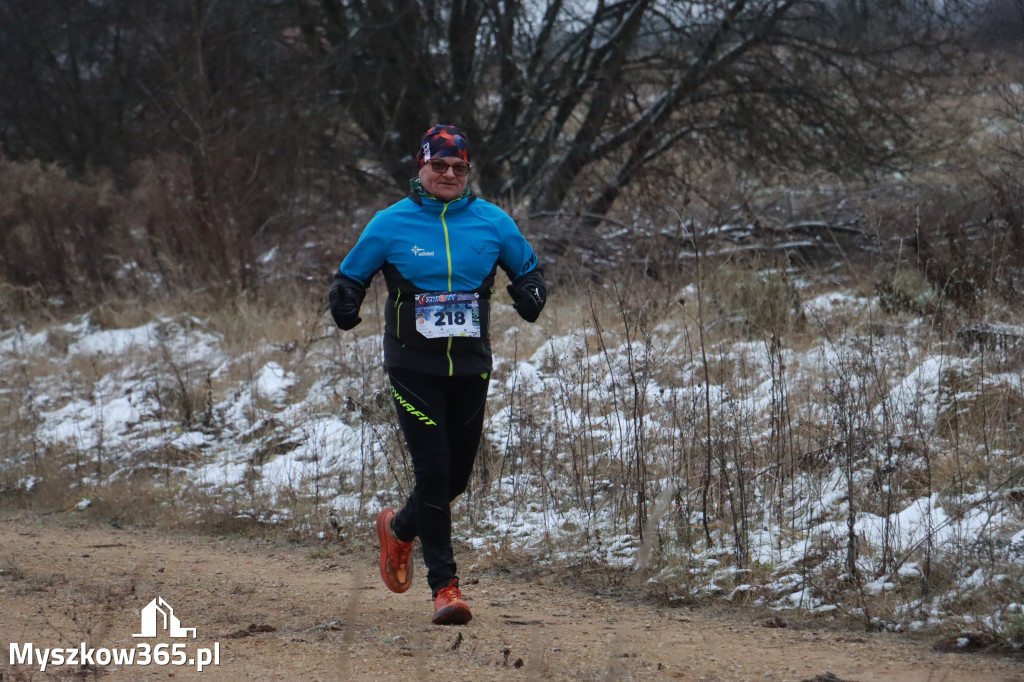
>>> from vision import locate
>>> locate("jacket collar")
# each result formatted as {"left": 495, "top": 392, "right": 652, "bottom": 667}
{"left": 407, "top": 177, "right": 475, "bottom": 210}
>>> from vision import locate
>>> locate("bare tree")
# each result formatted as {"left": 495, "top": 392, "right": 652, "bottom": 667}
{"left": 299, "top": 0, "right": 972, "bottom": 224}
{"left": 0, "top": 0, "right": 327, "bottom": 178}
{"left": 0, "top": 0, "right": 329, "bottom": 296}
{"left": 0, "top": 0, "right": 152, "bottom": 171}
{"left": 1, "top": 1, "right": 977, "bottom": 223}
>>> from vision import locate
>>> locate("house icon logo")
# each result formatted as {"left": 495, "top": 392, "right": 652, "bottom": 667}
{"left": 133, "top": 597, "right": 197, "bottom": 639}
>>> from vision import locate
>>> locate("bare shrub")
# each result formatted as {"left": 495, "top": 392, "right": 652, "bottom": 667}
{"left": 125, "top": 150, "right": 281, "bottom": 296}
{"left": 5, "top": 175, "right": 1024, "bottom": 639}
{"left": 0, "top": 441, "right": 91, "bottom": 514}
{"left": 0, "top": 156, "right": 124, "bottom": 311}
{"left": 872, "top": 73, "right": 1024, "bottom": 318}
{"left": 0, "top": 149, "right": 301, "bottom": 324}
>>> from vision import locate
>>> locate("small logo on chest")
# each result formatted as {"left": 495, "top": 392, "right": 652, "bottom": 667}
{"left": 411, "top": 245, "right": 435, "bottom": 257}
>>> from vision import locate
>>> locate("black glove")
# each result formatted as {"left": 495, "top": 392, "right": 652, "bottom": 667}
{"left": 329, "top": 276, "right": 366, "bottom": 330}
{"left": 506, "top": 270, "right": 546, "bottom": 323}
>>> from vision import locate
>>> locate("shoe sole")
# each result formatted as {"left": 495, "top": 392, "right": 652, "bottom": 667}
{"left": 431, "top": 602, "right": 472, "bottom": 626}
{"left": 377, "top": 509, "right": 412, "bottom": 593}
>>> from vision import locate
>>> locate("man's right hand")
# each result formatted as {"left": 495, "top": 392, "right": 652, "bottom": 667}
{"left": 329, "top": 279, "right": 365, "bottom": 330}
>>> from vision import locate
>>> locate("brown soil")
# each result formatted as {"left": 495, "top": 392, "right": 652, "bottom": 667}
{"left": 2, "top": 512, "right": 1021, "bottom": 682}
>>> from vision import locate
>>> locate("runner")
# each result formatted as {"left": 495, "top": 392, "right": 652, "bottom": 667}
{"left": 329, "top": 124, "right": 546, "bottom": 625}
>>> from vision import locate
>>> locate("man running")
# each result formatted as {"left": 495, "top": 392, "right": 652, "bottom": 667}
{"left": 329, "top": 124, "right": 546, "bottom": 624}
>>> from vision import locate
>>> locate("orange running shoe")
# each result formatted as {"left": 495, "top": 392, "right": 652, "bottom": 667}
{"left": 431, "top": 579, "right": 472, "bottom": 625}
{"left": 376, "top": 508, "right": 413, "bottom": 593}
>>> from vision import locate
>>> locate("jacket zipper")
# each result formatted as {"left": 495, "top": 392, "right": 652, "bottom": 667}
{"left": 440, "top": 202, "right": 455, "bottom": 376}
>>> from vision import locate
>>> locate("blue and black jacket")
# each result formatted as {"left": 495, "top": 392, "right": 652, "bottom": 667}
{"left": 331, "top": 185, "right": 544, "bottom": 377}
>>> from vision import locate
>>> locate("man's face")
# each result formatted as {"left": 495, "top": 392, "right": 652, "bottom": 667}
{"left": 418, "top": 158, "right": 470, "bottom": 202}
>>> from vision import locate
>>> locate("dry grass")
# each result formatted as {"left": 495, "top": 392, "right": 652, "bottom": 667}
{"left": 3, "top": 60, "right": 1024, "bottom": 647}
{"left": 3, "top": 249, "right": 1024, "bottom": 647}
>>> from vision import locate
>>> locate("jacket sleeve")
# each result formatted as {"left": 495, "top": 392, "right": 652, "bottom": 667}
{"left": 329, "top": 213, "right": 389, "bottom": 330}
{"left": 338, "top": 213, "right": 389, "bottom": 286}
{"left": 496, "top": 212, "right": 540, "bottom": 281}
{"left": 496, "top": 211, "right": 546, "bottom": 322}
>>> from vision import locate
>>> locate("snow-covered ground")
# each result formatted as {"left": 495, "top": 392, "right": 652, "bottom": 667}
{"left": 2, "top": 286, "right": 1024, "bottom": 641}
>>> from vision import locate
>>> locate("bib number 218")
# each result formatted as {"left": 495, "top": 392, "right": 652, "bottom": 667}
{"left": 435, "top": 311, "right": 466, "bottom": 326}
{"left": 415, "top": 292, "right": 481, "bottom": 339}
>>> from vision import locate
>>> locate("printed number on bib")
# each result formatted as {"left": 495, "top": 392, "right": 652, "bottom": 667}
{"left": 415, "top": 292, "right": 481, "bottom": 339}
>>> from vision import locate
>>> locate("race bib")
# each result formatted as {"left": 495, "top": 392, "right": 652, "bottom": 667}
{"left": 415, "top": 292, "right": 481, "bottom": 339}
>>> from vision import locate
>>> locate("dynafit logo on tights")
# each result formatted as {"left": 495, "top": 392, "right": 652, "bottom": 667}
{"left": 391, "top": 386, "right": 437, "bottom": 425}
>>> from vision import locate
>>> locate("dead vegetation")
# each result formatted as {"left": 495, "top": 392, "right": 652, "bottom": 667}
{"left": 3, "top": 14, "right": 1024, "bottom": 659}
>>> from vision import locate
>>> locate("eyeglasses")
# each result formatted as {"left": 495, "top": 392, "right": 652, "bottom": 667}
{"left": 428, "top": 160, "right": 471, "bottom": 176}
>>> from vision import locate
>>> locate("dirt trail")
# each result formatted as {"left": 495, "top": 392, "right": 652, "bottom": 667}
{"left": 1, "top": 513, "right": 1021, "bottom": 682}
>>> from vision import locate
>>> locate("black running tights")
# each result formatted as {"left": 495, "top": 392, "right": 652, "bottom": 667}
{"left": 387, "top": 367, "right": 489, "bottom": 596}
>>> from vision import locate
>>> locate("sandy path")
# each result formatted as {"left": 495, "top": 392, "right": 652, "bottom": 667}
{"left": 2, "top": 512, "right": 1021, "bottom": 681}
